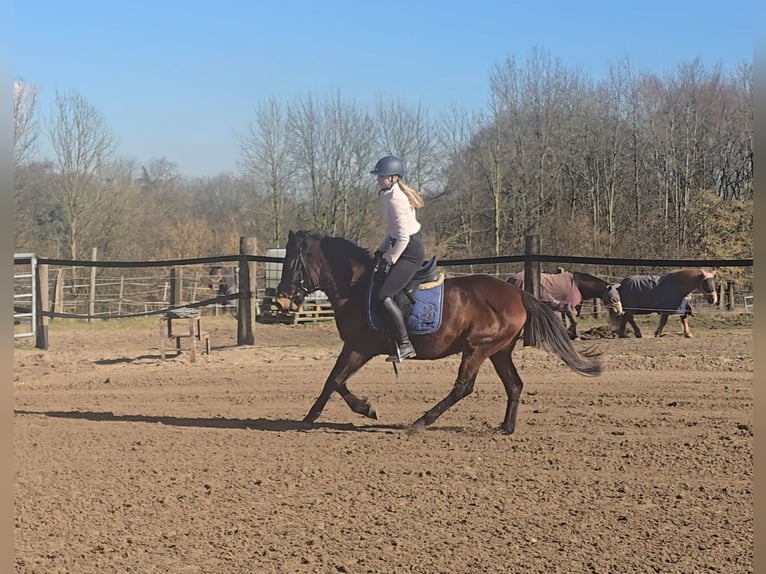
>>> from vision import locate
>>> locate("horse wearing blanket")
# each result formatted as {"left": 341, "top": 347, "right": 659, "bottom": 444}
{"left": 507, "top": 271, "right": 584, "bottom": 340}
{"left": 615, "top": 268, "right": 717, "bottom": 338}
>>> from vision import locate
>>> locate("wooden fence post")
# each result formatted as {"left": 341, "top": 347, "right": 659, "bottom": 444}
{"left": 88, "top": 247, "right": 97, "bottom": 322}
{"left": 523, "top": 233, "right": 541, "bottom": 346}
{"left": 238, "top": 236, "right": 258, "bottom": 345}
{"left": 118, "top": 276, "right": 124, "bottom": 315}
{"left": 53, "top": 268, "right": 64, "bottom": 318}
{"left": 170, "top": 267, "right": 182, "bottom": 307}
{"left": 726, "top": 280, "right": 735, "bottom": 311}
{"left": 35, "top": 263, "right": 49, "bottom": 350}
{"left": 191, "top": 272, "right": 199, "bottom": 303}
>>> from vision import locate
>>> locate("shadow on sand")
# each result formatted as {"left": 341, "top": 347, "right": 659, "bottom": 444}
{"left": 14, "top": 409, "right": 405, "bottom": 433}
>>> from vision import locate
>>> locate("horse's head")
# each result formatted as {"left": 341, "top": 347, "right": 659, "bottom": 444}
{"left": 274, "top": 231, "right": 321, "bottom": 312}
{"left": 602, "top": 284, "right": 624, "bottom": 317}
{"left": 208, "top": 267, "right": 223, "bottom": 291}
{"left": 700, "top": 269, "right": 717, "bottom": 305}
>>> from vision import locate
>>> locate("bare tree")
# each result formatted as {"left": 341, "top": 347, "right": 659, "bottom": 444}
{"left": 429, "top": 104, "right": 481, "bottom": 255}
{"left": 47, "top": 90, "right": 117, "bottom": 260}
{"left": 240, "top": 97, "right": 296, "bottom": 245}
{"left": 374, "top": 99, "right": 442, "bottom": 195}
{"left": 14, "top": 79, "right": 38, "bottom": 166}
{"left": 289, "top": 91, "right": 377, "bottom": 240}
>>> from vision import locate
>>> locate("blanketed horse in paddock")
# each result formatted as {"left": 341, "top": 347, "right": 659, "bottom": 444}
{"left": 506, "top": 271, "right": 623, "bottom": 340}
{"left": 506, "top": 271, "right": 583, "bottom": 340}
{"left": 208, "top": 266, "right": 239, "bottom": 305}
{"left": 275, "top": 231, "right": 601, "bottom": 435}
{"left": 615, "top": 268, "right": 717, "bottom": 338}
{"left": 572, "top": 271, "right": 623, "bottom": 319}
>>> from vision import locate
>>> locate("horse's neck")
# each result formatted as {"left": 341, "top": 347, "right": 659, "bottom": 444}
{"left": 318, "top": 265, "right": 368, "bottom": 308}
{"left": 669, "top": 270, "right": 702, "bottom": 295}
{"left": 578, "top": 274, "right": 608, "bottom": 298}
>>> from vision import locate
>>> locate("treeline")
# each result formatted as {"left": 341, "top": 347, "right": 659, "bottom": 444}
{"left": 15, "top": 52, "right": 752, "bottom": 280}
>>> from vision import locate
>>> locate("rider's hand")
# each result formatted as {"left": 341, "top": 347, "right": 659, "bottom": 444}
{"left": 373, "top": 250, "right": 384, "bottom": 269}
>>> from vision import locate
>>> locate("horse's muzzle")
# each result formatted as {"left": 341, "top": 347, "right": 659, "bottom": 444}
{"left": 272, "top": 297, "right": 296, "bottom": 312}
{"left": 609, "top": 301, "right": 624, "bottom": 317}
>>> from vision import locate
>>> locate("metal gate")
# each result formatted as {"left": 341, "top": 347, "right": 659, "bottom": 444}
{"left": 14, "top": 253, "right": 37, "bottom": 339}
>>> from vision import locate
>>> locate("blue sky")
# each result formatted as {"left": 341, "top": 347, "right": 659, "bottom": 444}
{"left": 13, "top": 0, "right": 753, "bottom": 178}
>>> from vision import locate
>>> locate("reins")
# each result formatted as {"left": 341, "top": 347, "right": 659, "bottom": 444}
{"left": 288, "top": 245, "right": 369, "bottom": 306}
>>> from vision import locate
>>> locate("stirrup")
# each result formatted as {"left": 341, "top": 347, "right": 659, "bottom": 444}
{"left": 386, "top": 342, "right": 417, "bottom": 363}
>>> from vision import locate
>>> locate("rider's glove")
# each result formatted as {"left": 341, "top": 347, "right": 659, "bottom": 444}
{"left": 372, "top": 250, "right": 384, "bottom": 270}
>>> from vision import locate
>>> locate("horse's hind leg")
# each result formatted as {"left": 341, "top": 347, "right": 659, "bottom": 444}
{"left": 489, "top": 351, "right": 524, "bottom": 434}
{"left": 410, "top": 351, "right": 484, "bottom": 432}
{"left": 303, "top": 345, "right": 374, "bottom": 425}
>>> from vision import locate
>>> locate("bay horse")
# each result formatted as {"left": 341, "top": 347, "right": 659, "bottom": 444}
{"left": 275, "top": 230, "right": 601, "bottom": 434}
{"left": 614, "top": 268, "right": 717, "bottom": 338}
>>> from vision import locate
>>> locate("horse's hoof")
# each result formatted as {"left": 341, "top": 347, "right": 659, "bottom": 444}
{"left": 302, "top": 413, "right": 319, "bottom": 425}
{"left": 408, "top": 421, "right": 426, "bottom": 435}
{"left": 684, "top": 333, "right": 693, "bottom": 339}
{"left": 366, "top": 406, "right": 379, "bottom": 420}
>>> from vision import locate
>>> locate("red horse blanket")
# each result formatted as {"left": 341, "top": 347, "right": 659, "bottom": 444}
{"left": 507, "top": 271, "right": 582, "bottom": 307}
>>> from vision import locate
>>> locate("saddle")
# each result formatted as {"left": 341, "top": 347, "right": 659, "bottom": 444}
{"left": 369, "top": 256, "right": 444, "bottom": 333}
{"left": 411, "top": 256, "right": 439, "bottom": 284}
{"left": 382, "top": 256, "right": 439, "bottom": 313}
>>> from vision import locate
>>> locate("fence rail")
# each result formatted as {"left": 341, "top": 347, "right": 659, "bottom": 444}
{"left": 14, "top": 237, "right": 754, "bottom": 350}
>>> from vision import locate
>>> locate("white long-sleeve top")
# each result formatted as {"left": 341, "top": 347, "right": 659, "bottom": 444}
{"left": 377, "top": 182, "right": 421, "bottom": 264}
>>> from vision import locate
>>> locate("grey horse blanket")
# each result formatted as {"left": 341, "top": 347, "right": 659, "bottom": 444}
{"left": 617, "top": 274, "right": 692, "bottom": 314}
{"left": 507, "top": 271, "right": 582, "bottom": 307}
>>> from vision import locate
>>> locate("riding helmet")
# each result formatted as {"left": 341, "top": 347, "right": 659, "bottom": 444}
{"left": 370, "top": 155, "right": 405, "bottom": 179}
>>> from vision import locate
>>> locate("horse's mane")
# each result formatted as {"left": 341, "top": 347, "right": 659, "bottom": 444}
{"left": 296, "top": 230, "right": 373, "bottom": 264}
{"left": 572, "top": 271, "right": 606, "bottom": 283}
{"left": 666, "top": 267, "right": 703, "bottom": 276}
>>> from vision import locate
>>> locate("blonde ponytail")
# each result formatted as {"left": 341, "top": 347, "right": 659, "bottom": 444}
{"left": 398, "top": 181, "right": 425, "bottom": 209}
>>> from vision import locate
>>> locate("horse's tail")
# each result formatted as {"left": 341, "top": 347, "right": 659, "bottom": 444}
{"left": 519, "top": 289, "right": 602, "bottom": 376}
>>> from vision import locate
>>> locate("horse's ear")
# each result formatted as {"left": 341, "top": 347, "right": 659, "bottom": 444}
{"left": 288, "top": 230, "right": 294, "bottom": 241}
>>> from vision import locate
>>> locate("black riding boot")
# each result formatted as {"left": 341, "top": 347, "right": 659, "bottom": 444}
{"left": 380, "top": 296, "right": 417, "bottom": 362}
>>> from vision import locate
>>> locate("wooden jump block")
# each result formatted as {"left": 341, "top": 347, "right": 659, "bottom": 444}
{"left": 159, "top": 308, "right": 211, "bottom": 362}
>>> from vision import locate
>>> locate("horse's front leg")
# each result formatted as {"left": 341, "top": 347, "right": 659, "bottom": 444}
{"left": 654, "top": 313, "right": 670, "bottom": 337}
{"left": 618, "top": 313, "right": 631, "bottom": 338}
{"left": 565, "top": 305, "right": 578, "bottom": 340}
{"left": 303, "top": 345, "right": 373, "bottom": 425}
{"left": 627, "top": 313, "right": 642, "bottom": 338}
{"left": 680, "top": 314, "right": 693, "bottom": 338}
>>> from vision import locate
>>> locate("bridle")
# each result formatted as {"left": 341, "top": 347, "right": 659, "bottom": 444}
{"left": 701, "top": 277, "right": 716, "bottom": 295}
{"left": 285, "top": 246, "right": 319, "bottom": 305}
{"left": 282, "top": 238, "right": 369, "bottom": 306}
